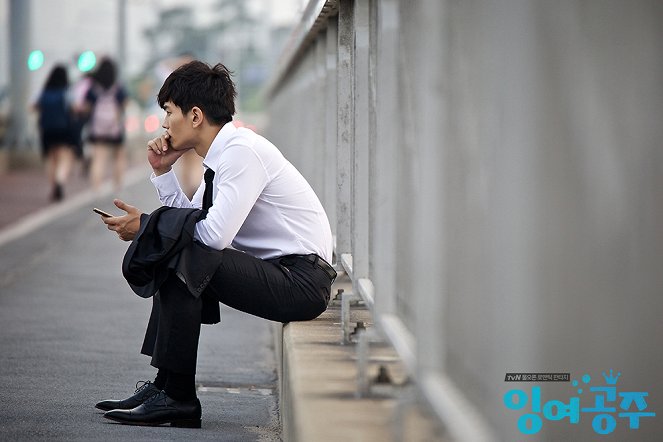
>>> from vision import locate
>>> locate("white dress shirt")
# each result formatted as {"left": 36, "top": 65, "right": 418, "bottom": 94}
{"left": 150, "top": 122, "right": 333, "bottom": 262}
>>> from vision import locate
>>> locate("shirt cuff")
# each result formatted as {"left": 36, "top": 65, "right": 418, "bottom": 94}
{"left": 150, "top": 169, "right": 180, "bottom": 199}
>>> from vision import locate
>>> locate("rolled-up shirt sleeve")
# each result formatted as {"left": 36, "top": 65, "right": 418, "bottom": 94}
{"left": 194, "top": 145, "right": 268, "bottom": 251}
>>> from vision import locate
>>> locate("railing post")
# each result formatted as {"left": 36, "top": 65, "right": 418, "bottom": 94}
{"left": 352, "top": 0, "right": 370, "bottom": 283}
{"left": 324, "top": 18, "right": 338, "bottom": 234}
{"left": 336, "top": 0, "right": 354, "bottom": 260}
{"left": 314, "top": 35, "right": 327, "bottom": 197}
{"left": 372, "top": 0, "right": 399, "bottom": 318}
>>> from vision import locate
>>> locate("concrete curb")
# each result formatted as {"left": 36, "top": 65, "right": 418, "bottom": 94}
{"left": 275, "top": 285, "right": 447, "bottom": 442}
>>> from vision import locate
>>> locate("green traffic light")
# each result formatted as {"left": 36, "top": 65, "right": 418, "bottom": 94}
{"left": 27, "top": 50, "right": 44, "bottom": 71}
{"left": 77, "top": 50, "right": 96, "bottom": 72}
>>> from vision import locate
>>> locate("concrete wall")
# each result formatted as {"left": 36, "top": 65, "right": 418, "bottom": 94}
{"left": 265, "top": 1, "right": 663, "bottom": 440}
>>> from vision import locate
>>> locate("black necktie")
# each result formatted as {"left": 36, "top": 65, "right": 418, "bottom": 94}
{"left": 202, "top": 168, "right": 215, "bottom": 214}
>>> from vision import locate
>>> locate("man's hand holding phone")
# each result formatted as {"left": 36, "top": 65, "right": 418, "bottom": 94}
{"left": 96, "top": 199, "right": 142, "bottom": 241}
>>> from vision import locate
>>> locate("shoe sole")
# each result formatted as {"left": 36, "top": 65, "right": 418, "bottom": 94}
{"left": 103, "top": 414, "right": 202, "bottom": 428}
{"left": 95, "top": 403, "right": 142, "bottom": 412}
{"left": 95, "top": 403, "right": 124, "bottom": 412}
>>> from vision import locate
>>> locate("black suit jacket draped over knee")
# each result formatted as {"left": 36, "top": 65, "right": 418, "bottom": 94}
{"left": 122, "top": 206, "right": 222, "bottom": 324}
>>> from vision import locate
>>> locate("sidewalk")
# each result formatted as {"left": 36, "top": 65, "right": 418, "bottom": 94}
{"left": 0, "top": 156, "right": 151, "bottom": 250}
{"left": 0, "top": 140, "right": 150, "bottom": 232}
{"left": 0, "top": 161, "right": 91, "bottom": 231}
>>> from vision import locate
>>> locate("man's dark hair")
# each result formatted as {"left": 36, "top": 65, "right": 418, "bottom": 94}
{"left": 157, "top": 61, "right": 236, "bottom": 126}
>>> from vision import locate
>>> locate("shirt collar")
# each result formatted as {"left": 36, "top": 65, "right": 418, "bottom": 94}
{"left": 202, "top": 121, "right": 236, "bottom": 171}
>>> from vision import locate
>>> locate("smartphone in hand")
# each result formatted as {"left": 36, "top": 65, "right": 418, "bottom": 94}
{"left": 93, "top": 207, "right": 114, "bottom": 218}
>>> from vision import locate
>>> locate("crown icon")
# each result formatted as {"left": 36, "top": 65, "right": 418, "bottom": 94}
{"left": 602, "top": 369, "right": 621, "bottom": 385}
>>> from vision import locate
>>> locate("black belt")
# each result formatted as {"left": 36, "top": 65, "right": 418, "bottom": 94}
{"left": 284, "top": 254, "right": 337, "bottom": 282}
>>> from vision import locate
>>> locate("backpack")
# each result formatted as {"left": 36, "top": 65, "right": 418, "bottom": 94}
{"left": 38, "top": 89, "right": 70, "bottom": 131}
{"left": 90, "top": 84, "right": 122, "bottom": 138}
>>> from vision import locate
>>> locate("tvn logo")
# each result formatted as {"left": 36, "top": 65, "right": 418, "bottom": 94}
{"left": 505, "top": 373, "right": 570, "bottom": 382}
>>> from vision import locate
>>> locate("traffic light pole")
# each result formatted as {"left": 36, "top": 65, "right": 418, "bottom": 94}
{"left": 118, "top": 0, "right": 127, "bottom": 79}
{"left": 6, "top": 0, "right": 32, "bottom": 154}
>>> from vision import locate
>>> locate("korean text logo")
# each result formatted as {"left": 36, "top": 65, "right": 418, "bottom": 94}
{"left": 503, "top": 370, "right": 655, "bottom": 435}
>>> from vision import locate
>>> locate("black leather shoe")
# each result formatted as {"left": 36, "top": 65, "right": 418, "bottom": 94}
{"left": 103, "top": 391, "right": 201, "bottom": 428}
{"left": 95, "top": 381, "right": 160, "bottom": 411}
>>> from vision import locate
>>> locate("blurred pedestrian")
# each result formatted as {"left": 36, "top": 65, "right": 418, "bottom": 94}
{"left": 70, "top": 72, "right": 94, "bottom": 176}
{"left": 34, "top": 64, "right": 75, "bottom": 201}
{"left": 85, "top": 57, "right": 128, "bottom": 191}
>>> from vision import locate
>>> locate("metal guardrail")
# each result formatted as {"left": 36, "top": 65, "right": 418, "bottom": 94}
{"left": 265, "top": 1, "right": 494, "bottom": 441}
{"left": 266, "top": 0, "right": 339, "bottom": 98}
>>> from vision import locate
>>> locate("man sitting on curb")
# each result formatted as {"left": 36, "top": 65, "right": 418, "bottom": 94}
{"left": 95, "top": 60, "right": 335, "bottom": 428}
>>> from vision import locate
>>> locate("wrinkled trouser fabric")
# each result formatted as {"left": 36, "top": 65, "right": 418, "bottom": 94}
{"left": 141, "top": 248, "right": 332, "bottom": 374}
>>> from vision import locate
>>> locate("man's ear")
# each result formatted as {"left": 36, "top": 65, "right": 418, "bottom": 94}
{"left": 190, "top": 106, "right": 204, "bottom": 128}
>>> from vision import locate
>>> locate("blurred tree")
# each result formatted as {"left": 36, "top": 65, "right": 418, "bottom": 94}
{"left": 143, "top": 7, "right": 209, "bottom": 64}
{"left": 210, "top": 0, "right": 255, "bottom": 30}
{"left": 210, "top": 0, "right": 263, "bottom": 112}
{"left": 140, "top": 1, "right": 267, "bottom": 113}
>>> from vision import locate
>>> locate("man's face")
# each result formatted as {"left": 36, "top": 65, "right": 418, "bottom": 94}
{"left": 162, "top": 101, "right": 194, "bottom": 150}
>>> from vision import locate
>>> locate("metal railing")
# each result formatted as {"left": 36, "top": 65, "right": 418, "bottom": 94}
{"left": 264, "top": 1, "right": 663, "bottom": 441}
{"left": 265, "top": 2, "right": 494, "bottom": 440}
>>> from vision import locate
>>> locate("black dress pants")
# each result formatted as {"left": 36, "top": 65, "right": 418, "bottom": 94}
{"left": 141, "top": 248, "right": 332, "bottom": 374}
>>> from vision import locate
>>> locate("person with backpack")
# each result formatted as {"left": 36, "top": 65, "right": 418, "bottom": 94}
{"left": 85, "top": 57, "right": 128, "bottom": 190}
{"left": 34, "top": 64, "right": 75, "bottom": 201}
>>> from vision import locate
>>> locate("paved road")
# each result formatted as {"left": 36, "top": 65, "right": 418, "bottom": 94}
{"left": 0, "top": 172, "right": 280, "bottom": 441}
